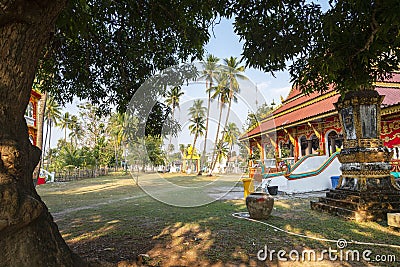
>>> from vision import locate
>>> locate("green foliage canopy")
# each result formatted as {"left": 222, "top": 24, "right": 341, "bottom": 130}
{"left": 234, "top": 0, "right": 400, "bottom": 95}
{"left": 36, "top": 0, "right": 230, "bottom": 112}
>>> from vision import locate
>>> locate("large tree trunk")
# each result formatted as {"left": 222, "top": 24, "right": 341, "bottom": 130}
{"left": 0, "top": 2, "right": 85, "bottom": 266}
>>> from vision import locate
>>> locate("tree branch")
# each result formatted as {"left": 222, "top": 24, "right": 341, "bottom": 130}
{"left": 354, "top": 4, "right": 379, "bottom": 56}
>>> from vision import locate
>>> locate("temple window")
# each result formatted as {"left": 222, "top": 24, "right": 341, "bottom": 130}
{"left": 299, "top": 136, "right": 308, "bottom": 156}
{"left": 310, "top": 134, "right": 320, "bottom": 154}
{"left": 279, "top": 141, "right": 291, "bottom": 158}
{"left": 327, "top": 131, "right": 343, "bottom": 156}
{"left": 264, "top": 143, "right": 275, "bottom": 159}
{"left": 251, "top": 146, "right": 260, "bottom": 161}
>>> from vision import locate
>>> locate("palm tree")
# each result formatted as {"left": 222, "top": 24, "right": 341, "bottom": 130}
{"left": 43, "top": 96, "right": 61, "bottom": 168}
{"left": 68, "top": 115, "right": 83, "bottom": 148}
{"left": 165, "top": 86, "right": 184, "bottom": 153}
{"left": 215, "top": 141, "right": 229, "bottom": 166}
{"left": 188, "top": 99, "right": 206, "bottom": 120}
{"left": 107, "top": 112, "right": 126, "bottom": 169}
{"left": 188, "top": 100, "right": 206, "bottom": 171}
{"left": 199, "top": 54, "right": 220, "bottom": 170}
{"left": 59, "top": 112, "right": 71, "bottom": 142}
{"left": 220, "top": 56, "right": 247, "bottom": 143}
{"left": 209, "top": 73, "right": 230, "bottom": 175}
{"left": 188, "top": 117, "right": 206, "bottom": 172}
{"left": 179, "top": 144, "right": 186, "bottom": 159}
{"left": 223, "top": 122, "right": 240, "bottom": 171}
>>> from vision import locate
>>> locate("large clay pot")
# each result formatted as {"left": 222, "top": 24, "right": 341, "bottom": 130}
{"left": 246, "top": 192, "right": 274, "bottom": 219}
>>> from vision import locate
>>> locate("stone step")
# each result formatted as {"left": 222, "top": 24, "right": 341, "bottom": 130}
{"left": 310, "top": 201, "right": 356, "bottom": 220}
{"left": 318, "top": 197, "right": 359, "bottom": 210}
{"left": 318, "top": 197, "right": 400, "bottom": 210}
{"left": 311, "top": 201, "right": 400, "bottom": 222}
{"left": 329, "top": 188, "right": 400, "bottom": 195}
{"left": 326, "top": 190, "right": 400, "bottom": 202}
{"left": 325, "top": 192, "right": 360, "bottom": 201}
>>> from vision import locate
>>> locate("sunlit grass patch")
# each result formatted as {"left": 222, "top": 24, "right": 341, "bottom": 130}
{"left": 38, "top": 174, "right": 400, "bottom": 266}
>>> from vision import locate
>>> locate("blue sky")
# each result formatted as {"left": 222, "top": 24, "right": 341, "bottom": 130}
{"left": 50, "top": 18, "right": 293, "bottom": 149}
{"left": 166, "top": 18, "right": 293, "bottom": 152}
{"left": 204, "top": 18, "right": 292, "bottom": 102}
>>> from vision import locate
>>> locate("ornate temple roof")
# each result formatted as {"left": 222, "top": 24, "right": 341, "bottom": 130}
{"left": 241, "top": 75, "right": 400, "bottom": 140}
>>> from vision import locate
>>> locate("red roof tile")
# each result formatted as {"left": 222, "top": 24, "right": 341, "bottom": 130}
{"left": 378, "top": 87, "right": 400, "bottom": 106}
{"left": 243, "top": 87, "right": 400, "bottom": 139}
{"left": 273, "top": 94, "right": 339, "bottom": 127}
{"left": 285, "top": 86, "right": 303, "bottom": 101}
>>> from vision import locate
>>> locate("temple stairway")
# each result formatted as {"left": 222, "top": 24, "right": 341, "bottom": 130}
{"left": 311, "top": 188, "right": 400, "bottom": 222}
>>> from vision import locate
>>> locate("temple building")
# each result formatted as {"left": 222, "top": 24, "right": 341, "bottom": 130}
{"left": 240, "top": 73, "right": 400, "bottom": 172}
{"left": 26, "top": 89, "right": 41, "bottom": 146}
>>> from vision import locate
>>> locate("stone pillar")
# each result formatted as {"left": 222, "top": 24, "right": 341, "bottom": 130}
{"left": 330, "top": 137, "right": 336, "bottom": 155}
{"left": 311, "top": 89, "right": 400, "bottom": 222}
{"left": 307, "top": 140, "right": 312, "bottom": 155}
{"left": 258, "top": 141, "right": 265, "bottom": 163}
{"left": 335, "top": 90, "right": 394, "bottom": 191}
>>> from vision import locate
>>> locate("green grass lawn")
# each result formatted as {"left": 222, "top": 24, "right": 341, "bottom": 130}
{"left": 37, "top": 174, "right": 400, "bottom": 266}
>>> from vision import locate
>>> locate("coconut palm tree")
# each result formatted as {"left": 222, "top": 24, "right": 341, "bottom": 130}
{"left": 188, "top": 116, "right": 206, "bottom": 172}
{"left": 188, "top": 99, "right": 206, "bottom": 120}
{"left": 199, "top": 54, "right": 220, "bottom": 170}
{"left": 188, "top": 100, "right": 206, "bottom": 171}
{"left": 220, "top": 56, "right": 247, "bottom": 143}
{"left": 58, "top": 112, "right": 71, "bottom": 142}
{"left": 165, "top": 85, "right": 184, "bottom": 153}
{"left": 179, "top": 144, "right": 186, "bottom": 159}
{"left": 107, "top": 112, "right": 126, "bottom": 169}
{"left": 68, "top": 115, "right": 83, "bottom": 148}
{"left": 209, "top": 73, "right": 230, "bottom": 175}
{"left": 43, "top": 96, "right": 61, "bottom": 167}
{"left": 223, "top": 122, "right": 240, "bottom": 170}
{"left": 215, "top": 141, "right": 229, "bottom": 167}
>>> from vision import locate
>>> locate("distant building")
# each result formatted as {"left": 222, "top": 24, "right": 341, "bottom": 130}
{"left": 25, "top": 90, "right": 41, "bottom": 146}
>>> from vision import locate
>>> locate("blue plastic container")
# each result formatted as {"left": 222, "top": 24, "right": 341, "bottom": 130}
{"left": 330, "top": 176, "right": 340, "bottom": 189}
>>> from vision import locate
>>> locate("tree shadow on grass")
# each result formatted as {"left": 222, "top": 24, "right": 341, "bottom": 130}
{"left": 52, "top": 192, "right": 400, "bottom": 266}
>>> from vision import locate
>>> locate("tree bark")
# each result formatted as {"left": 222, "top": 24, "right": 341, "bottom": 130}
{"left": 0, "top": 1, "right": 85, "bottom": 266}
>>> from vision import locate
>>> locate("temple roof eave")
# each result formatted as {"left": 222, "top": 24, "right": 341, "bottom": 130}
{"left": 240, "top": 110, "right": 337, "bottom": 141}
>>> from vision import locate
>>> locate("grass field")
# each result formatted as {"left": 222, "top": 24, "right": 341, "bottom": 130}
{"left": 37, "top": 173, "right": 400, "bottom": 266}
